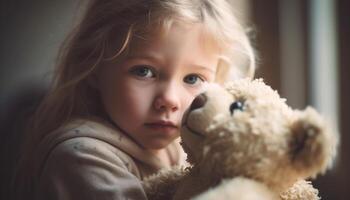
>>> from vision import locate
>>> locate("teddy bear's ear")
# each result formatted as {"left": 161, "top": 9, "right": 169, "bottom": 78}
{"left": 289, "top": 107, "right": 336, "bottom": 177}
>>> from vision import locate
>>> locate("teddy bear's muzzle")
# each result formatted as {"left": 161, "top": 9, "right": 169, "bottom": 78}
{"left": 180, "top": 93, "right": 208, "bottom": 138}
{"left": 181, "top": 93, "right": 207, "bottom": 128}
{"left": 190, "top": 93, "right": 207, "bottom": 111}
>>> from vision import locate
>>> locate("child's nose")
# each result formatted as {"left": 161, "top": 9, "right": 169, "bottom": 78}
{"left": 153, "top": 83, "right": 180, "bottom": 112}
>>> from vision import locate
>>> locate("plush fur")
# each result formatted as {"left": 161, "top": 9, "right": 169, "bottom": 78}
{"left": 143, "top": 79, "right": 337, "bottom": 200}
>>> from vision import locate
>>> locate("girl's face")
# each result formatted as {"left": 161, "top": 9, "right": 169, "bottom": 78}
{"left": 97, "top": 24, "right": 219, "bottom": 150}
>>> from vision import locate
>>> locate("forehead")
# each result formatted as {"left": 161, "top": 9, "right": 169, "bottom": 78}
{"left": 128, "top": 22, "right": 222, "bottom": 59}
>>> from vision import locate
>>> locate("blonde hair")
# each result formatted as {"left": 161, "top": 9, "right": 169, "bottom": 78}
{"left": 14, "top": 0, "right": 255, "bottom": 193}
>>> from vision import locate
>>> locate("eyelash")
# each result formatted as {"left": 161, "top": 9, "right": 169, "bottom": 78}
{"left": 129, "top": 65, "right": 207, "bottom": 85}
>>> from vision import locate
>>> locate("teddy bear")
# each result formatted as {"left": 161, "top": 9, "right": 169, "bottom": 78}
{"left": 142, "top": 78, "right": 337, "bottom": 200}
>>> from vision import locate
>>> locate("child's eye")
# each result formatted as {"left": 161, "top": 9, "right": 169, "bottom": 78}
{"left": 129, "top": 65, "right": 155, "bottom": 78}
{"left": 184, "top": 74, "right": 205, "bottom": 85}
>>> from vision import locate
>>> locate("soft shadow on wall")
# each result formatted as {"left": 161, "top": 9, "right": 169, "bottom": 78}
{"left": 0, "top": 1, "right": 81, "bottom": 199}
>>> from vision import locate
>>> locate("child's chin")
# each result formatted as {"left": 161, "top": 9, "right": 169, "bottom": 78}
{"left": 145, "top": 139, "right": 174, "bottom": 150}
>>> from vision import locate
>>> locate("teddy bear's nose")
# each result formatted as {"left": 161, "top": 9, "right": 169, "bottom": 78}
{"left": 190, "top": 93, "right": 207, "bottom": 111}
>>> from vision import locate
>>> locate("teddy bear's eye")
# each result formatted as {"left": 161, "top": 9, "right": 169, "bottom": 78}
{"left": 230, "top": 101, "right": 244, "bottom": 115}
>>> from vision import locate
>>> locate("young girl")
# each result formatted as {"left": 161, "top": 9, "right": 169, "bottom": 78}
{"left": 13, "top": 0, "right": 255, "bottom": 199}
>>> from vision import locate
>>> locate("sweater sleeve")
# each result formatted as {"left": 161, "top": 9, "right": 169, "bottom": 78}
{"left": 36, "top": 137, "right": 148, "bottom": 200}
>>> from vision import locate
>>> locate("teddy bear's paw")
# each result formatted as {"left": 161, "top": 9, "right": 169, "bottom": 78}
{"left": 191, "top": 177, "right": 279, "bottom": 200}
{"left": 280, "top": 180, "right": 320, "bottom": 200}
{"left": 142, "top": 166, "right": 187, "bottom": 200}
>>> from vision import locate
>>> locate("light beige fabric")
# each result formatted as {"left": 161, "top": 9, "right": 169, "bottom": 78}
{"left": 16, "top": 118, "right": 186, "bottom": 200}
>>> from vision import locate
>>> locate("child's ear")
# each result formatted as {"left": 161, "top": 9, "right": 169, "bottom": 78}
{"left": 289, "top": 107, "right": 335, "bottom": 177}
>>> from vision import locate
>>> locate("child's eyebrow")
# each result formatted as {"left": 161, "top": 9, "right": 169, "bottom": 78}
{"left": 125, "top": 52, "right": 163, "bottom": 63}
{"left": 125, "top": 53, "right": 216, "bottom": 74}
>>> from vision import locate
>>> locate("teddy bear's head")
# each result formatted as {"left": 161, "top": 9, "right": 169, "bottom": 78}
{"left": 181, "top": 79, "right": 337, "bottom": 193}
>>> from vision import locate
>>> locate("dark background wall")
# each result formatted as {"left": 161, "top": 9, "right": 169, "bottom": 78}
{"left": 337, "top": 0, "right": 350, "bottom": 197}
{"left": 0, "top": 1, "right": 79, "bottom": 199}
{"left": 0, "top": 0, "right": 79, "bottom": 106}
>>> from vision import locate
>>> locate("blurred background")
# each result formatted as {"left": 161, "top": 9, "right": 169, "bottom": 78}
{"left": 0, "top": 0, "right": 349, "bottom": 199}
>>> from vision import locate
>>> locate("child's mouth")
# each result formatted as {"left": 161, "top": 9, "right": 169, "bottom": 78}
{"left": 145, "top": 121, "right": 179, "bottom": 133}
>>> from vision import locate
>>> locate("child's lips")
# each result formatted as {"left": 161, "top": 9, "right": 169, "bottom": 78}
{"left": 144, "top": 121, "right": 179, "bottom": 132}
